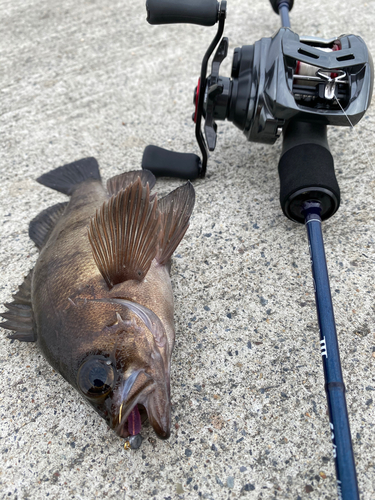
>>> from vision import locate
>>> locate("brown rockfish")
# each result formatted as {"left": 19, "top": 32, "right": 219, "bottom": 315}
{"left": 1, "top": 158, "right": 195, "bottom": 441}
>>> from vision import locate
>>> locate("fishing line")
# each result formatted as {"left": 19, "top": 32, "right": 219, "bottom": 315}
{"left": 334, "top": 96, "right": 374, "bottom": 170}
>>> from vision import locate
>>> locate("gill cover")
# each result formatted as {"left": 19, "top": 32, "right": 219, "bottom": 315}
{"left": 106, "top": 300, "right": 171, "bottom": 439}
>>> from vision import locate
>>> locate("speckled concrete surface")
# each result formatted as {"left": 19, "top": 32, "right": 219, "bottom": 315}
{"left": 1, "top": 0, "right": 374, "bottom": 498}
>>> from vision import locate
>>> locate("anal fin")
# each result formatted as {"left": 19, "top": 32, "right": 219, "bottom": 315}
{"left": 29, "top": 202, "right": 68, "bottom": 250}
{"left": 88, "top": 178, "right": 161, "bottom": 288}
{"left": 0, "top": 270, "right": 36, "bottom": 342}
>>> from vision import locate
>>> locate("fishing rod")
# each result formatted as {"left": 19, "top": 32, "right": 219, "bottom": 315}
{"left": 142, "top": 0, "right": 373, "bottom": 498}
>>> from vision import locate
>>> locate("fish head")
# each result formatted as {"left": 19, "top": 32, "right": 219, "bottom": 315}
{"left": 72, "top": 298, "right": 172, "bottom": 440}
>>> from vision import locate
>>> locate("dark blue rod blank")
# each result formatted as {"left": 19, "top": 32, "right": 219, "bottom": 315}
{"left": 302, "top": 201, "right": 359, "bottom": 500}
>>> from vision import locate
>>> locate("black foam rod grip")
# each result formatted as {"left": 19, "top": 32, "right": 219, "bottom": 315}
{"left": 146, "top": 0, "right": 219, "bottom": 26}
{"left": 269, "top": 0, "right": 294, "bottom": 14}
{"left": 142, "top": 145, "right": 201, "bottom": 180}
{"left": 278, "top": 121, "right": 340, "bottom": 223}
{"left": 278, "top": 144, "right": 340, "bottom": 223}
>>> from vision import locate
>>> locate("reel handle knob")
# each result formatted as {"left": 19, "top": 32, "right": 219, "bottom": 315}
{"left": 146, "top": 0, "right": 220, "bottom": 26}
{"left": 269, "top": 0, "right": 294, "bottom": 14}
{"left": 142, "top": 145, "right": 201, "bottom": 180}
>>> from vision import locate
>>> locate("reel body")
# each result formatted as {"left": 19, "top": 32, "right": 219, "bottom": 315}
{"left": 203, "top": 29, "right": 373, "bottom": 147}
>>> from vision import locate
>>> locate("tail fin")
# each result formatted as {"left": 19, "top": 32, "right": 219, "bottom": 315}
{"left": 37, "top": 157, "right": 101, "bottom": 195}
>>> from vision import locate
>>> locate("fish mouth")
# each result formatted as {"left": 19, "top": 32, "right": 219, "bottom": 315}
{"left": 116, "top": 400, "right": 171, "bottom": 440}
{"left": 114, "top": 370, "right": 171, "bottom": 440}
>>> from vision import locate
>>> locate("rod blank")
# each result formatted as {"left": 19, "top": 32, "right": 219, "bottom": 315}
{"left": 303, "top": 201, "right": 359, "bottom": 500}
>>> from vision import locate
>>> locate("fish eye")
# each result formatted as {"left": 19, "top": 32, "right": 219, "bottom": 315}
{"left": 77, "top": 358, "right": 115, "bottom": 399}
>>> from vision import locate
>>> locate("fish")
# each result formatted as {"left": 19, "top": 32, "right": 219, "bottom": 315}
{"left": 0, "top": 157, "right": 195, "bottom": 441}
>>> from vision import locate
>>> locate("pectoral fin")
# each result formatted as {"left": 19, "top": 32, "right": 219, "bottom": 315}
{"left": 88, "top": 178, "right": 161, "bottom": 288}
{"left": 157, "top": 182, "right": 195, "bottom": 265}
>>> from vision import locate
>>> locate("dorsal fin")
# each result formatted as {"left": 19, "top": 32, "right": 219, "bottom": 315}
{"left": 107, "top": 170, "right": 156, "bottom": 196}
{"left": 29, "top": 202, "right": 68, "bottom": 250}
{"left": 157, "top": 182, "right": 195, "bottom": 265}
{"left": 88, "top": 178, "right": 161, "bottom": 288}
{"left": 0, "top": 270, "right": 36, "bottom": 342}
{"left": 36, "top": 157, "right": 101, "bottom": 195}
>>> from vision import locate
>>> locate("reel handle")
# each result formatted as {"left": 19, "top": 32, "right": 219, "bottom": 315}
{"left": 146, "top": 0, "right": 219, "bottom": 26}
{"left": 144, "top": 1, "right": 227, "bottom": 180}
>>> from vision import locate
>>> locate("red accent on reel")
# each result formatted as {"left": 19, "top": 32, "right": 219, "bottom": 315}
{"left": 194, "top": 78, "right": 201, "bottom": 123}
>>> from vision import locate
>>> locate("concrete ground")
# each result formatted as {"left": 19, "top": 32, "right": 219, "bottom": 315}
{"left": 1, "top": 0, "right": 374, "bottom": 498}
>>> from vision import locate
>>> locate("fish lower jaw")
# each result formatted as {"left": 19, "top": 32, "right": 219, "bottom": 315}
{"left": 153, "top": 426, "right": 170, "bottom": 440}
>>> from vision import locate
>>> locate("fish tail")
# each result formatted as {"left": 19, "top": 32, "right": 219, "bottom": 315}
{"left": 36, "top": 157, "right": 101, "bottom": 195}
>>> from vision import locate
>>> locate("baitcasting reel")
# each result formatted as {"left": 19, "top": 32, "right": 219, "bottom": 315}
{"left": 143, "top": 0, "right": 373, "bottom": 222}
